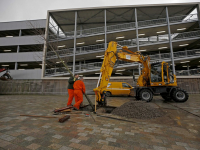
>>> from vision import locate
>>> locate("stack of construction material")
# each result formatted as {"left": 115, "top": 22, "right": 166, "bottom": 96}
{"left": 58, "top": 115, "right": 70, "bottom": 123}
{"left": 112, "top": 101, "right": 164, "bottom": 119}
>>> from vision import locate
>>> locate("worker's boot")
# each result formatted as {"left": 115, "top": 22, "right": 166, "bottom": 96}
{"left": 80, "top": 102, "right": 84, "bottom": 108}
{"left": 72, "top": 106, "right": 79, "bottom": 111}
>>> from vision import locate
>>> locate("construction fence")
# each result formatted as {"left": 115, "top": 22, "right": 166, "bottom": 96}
{"left": 0, "top": 78, "right": 199, "bottom": 95}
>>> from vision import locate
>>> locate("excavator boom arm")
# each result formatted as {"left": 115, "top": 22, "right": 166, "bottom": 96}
{"left": 93, "top": 41, "right": 151, "bottom": 104}
{"left": 93, "top": 42, "right": 118, "bottom": 103}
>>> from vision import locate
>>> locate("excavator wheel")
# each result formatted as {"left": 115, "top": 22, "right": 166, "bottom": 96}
{"left": 139, "top": 89, "right": 153, "bottom": 102}
{"left": 104, "top": 96, "right": 107, "bottom": 106}
{"left": 172, "top": 89, "right": 189, "bottom": 103}
{"left": 98, "top": 92, "right": 107, "bottom": 106}
{"left": 135, "top": 96, "right": 141, "bottom": 100}
{"left": 160, "top": 93, "right": 172, "bottom": 101}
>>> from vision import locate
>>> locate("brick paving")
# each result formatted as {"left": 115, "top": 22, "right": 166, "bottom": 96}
{"left": 0, "top": 94, "right": 200, "bottom": 150}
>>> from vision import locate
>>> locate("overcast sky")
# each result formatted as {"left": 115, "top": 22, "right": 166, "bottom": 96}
{"left": 0, "top": 0, "right": 199, "bottom": 22}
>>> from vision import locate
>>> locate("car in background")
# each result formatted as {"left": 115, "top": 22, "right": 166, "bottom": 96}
{"left": 104, "top": 82, "right": 133, "bottom": 96}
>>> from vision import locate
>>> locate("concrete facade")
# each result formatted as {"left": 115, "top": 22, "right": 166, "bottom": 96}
{"left": 0, "top": 19, "right": 46, "bottom": 79}
{"left": 0, "top": 3, "right": 200, "bottom": 81}
{"left": 0, "top": 77, "right": 199, "bottom": 94}
{"left": 44, "top": 3, "right": 200, "bottom": 79}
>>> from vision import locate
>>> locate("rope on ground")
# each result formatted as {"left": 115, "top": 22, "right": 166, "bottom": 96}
{"left": 96, "top": 114, "right": 136, "bottom": 123}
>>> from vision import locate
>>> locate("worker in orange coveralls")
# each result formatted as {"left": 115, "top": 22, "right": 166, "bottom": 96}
{"left": 73, "top": 77, "right": 86, "bottom": 110}
{"left": 67, "top": 74, "right": 79, "bottom": 106}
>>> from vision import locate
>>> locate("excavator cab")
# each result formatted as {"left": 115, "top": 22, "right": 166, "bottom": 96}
{"left": 150, "top": 63, "right": 162, "bottom": 83}
{"left": 150, "top": 62, "right": 177, "bottom": 87}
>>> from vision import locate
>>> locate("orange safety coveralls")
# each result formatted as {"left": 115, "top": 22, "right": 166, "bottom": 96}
{"left": 67, "top": 89, "right": 74, "bottom": 106}
{"left": 67, "top": 76, "right": 76, "bottom": 106}
{"left": 73, "top": 80, "right": 86, "bottom": 109}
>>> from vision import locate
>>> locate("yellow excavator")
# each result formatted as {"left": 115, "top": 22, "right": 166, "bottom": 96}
{"left": 93, "top": 41, "right": 189, "bottom": 106}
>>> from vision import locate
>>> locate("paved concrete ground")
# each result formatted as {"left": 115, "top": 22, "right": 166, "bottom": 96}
{"left": 0, "top": 94, "right": 200, "bottom": 150}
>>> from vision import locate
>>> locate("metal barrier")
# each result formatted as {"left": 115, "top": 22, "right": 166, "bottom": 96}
{"left": 107, "top": 22, "right": 135, "bottom": 32}
{"left": 138, "top": 30, "right": 200, "bottom": 45}
{"left": 0, "top": 79, "right": 96, "bottom": 95}
{"left": 171, "top": 30, "right": 200, "bottom": 40}
{"left": 169, "top": 14, "right": 198, "bottom": 23}
{"left": 46, "top": 44, "right": 105, "bottom": 59}
{"left": 138, "top": 18, "right": 167, "bottom": 27}
{"left": 149, "top": 49, "right": 200, "bottom": 60}
{"left": 46, "top": 39, "right": 137, "bottom": 60}
{"left": 45, "top": 49, "right": 200, "bottom": 76}
{"left": 48, "top": 14, "right": 198, "bottom": 41}
{"left": 45, "top": 60, "right": 135, "bottom": 76}
{"left": 46, "top": 30, "right": 200, "bottom": 60}
{"left": 176, "top": 68, "right": 200, "bottom": 76}
{"left": 0, "top": 77, "right": 199, "bottom": 94}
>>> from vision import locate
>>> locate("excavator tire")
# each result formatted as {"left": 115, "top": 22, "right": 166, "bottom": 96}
{"left": 139, "top": 89, "right": 153, "bottom": 102}
{"left": 160, "top": 93, "right": 172, "bottom": 101}
{"left": 135, "top": 96, "right": 141, "bottom": 100}
{"left": 172, "top": 89, "right": 189, "bottom": 103}
{"left": 98, "top": 92, "right": 107, "bottom": 106}
{"left": 104, "top": 96, "right": 107, "bottom": 106}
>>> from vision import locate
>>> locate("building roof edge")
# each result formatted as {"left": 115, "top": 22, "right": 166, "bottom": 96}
{"left": 48, "top": 2, "right": 199, "bottom": 13}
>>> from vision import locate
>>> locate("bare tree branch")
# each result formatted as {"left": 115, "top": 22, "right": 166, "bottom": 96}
{"left": 28, "top": 21, "right": 73, "bottom": 77}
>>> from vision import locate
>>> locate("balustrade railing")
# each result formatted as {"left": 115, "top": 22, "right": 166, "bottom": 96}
{"left": 45, "top": 49, "right": 200, "bottom": 76}
{"left": 48, "top": 14, "right": 198, "bottom": 41}
{"left": 176, "top": 68, "right": 200, "bottom": 76}
{"left": 46, "top": 44, "right": 105, "bottom": 59}
{"left": 169, "top": 14, "right": 198, "bottom": 23}
{"left": 107, "top": 22, "right": 135, "bottom": 32}
{"left": 171, "top": 30, "right": 200, "bottom": 40}
{"left": 47, "top": 30, "right": 200, "bottom": 60}
{"left": 138, "top": 18, "right": 167, "bottom": 27}
{"left": 149, "top": 49, "right": 200, "bottom": 60}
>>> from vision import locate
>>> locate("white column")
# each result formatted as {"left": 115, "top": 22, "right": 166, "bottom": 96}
{"left": 17, "top": 45, "right": 20, "bottom": 53}
{"left": 104, "top": 9, "right": 107, "bottom": 50}
{"left": 135, "top": 8, "right": 141, "bottom": 75}
{"left": 79, "top": 61, "right": 81, "bottom": 71}
{"left": 187, "top": 64, "right": 190, "bottom": 76}
{"left": 166, "top": 7, "right": 175, "bottom": 75}
{"left": 197, "top": 4, "right": 200, "bottom": 28}
{"left": 19, "top": 30, "right": 22, "bottom": 36}
{"left": 42, "top": 13, "right": 50, "bottom": 78}
{"left": 57, "top": 26, "right": 59, "bottom": 38}
{"left": 73, "top": 11, "right": 77, "bottom": 75}
{"left": 15, "top": 62, "right": 18, "bottom": 70}
{"left": 80, "top": 25, "right": 82, "bottom": 36}
{"left": 159, "top": 50, "right": 161, "bottom": 60}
